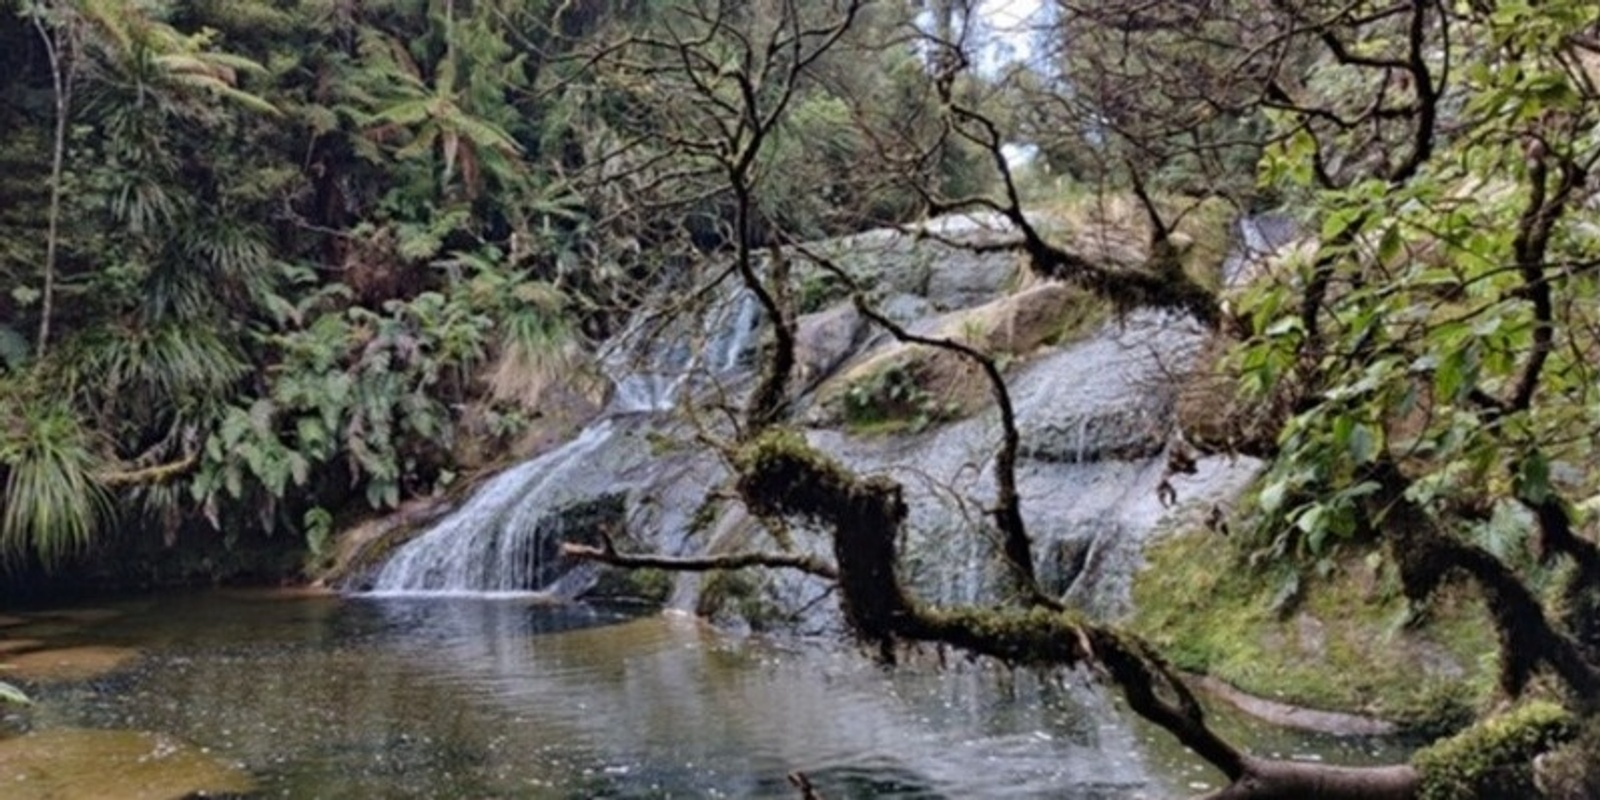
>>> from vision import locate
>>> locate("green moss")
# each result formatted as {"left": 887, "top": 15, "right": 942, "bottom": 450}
{"left": 734, "top": 429, "right": 853, "bottom": 516}
{"left": 644, "top": 431, "right": 683, "bottom": 456}
{"left": 1172, "top": 195, "right": 1238, "bottom": 292}
{"left": 921, "top": 605, "right": 1095, "bottom": 667}
{"left": 839, "top": 359, "right": 956, "bottom": 435}
{"left": 696, "top": 570, "right": 784, "bottom": 631}
{"left": 1129, "top": 531, "right": 1497, "bottom": 732}
{"left": 797, "top": 271, "right": 850, "bottom": 314}
{"left": 1412, "top": 701, "right": 1575, "bottom": 800}
{"left": 686, "top": 495, "right": 725, "bottom": 537}
{"left": 1532, "top": 717, "right": 1600, "bottom": 799}
{"left": 1038, "top": 289, "right": 1110, "bottom": 348}
{"left": 586, "top": 567, "right": 673, "bottom": 605}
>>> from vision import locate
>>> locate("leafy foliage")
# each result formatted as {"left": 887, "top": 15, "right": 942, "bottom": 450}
{"left": 0, "top": 389, "right": 108, "bottom": 565}
{"left": 0, "top": 679, "right": 30, "bottom": 706}
{"left": 0, "top": 0, "right": 593, "bottom": 563}
{"left": 1238, "top": 3, "right": 1600, "bottom": 566}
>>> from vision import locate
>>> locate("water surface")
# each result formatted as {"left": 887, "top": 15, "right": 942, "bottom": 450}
{"left": 3, "top": 592, "right": 1405, "bottom": 798}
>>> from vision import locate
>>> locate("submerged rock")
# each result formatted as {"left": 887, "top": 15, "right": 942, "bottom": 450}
{"left": 5, "top": 645, "right": 141, "bottom": 682}
{"left": 20, "top": 608, "right": 123, "bottom": 624}
{"left": 0, "top": 639, "right": 42, "bottom": 656}
{"left": 0, "top": 728, "right": 254, "bottom": 800}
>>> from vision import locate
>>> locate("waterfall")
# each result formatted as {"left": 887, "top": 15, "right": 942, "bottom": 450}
{"left": 1222, "top": 213, "right": 1297, "bottom": 285}
{"left": 364, "top": 215, "right": 1283, "bottom": 607}
{"left": 370, "top": 285, "right": 763, "bottom": 595}
{"left": 370, "top": 422, "right": 623, "bottom": 595}
{"left": 604, "top": 288, "right": 762, "bottom": 413}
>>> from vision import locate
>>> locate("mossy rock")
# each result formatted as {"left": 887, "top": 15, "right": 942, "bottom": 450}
{"left": 0, "top": 728, "right": 255, "bottom": 799}
{"left": 1412, "top": 701, "right": 1574, "bottom": 800}
{"left": 691, "top": 507, "right": 773, "bottom": 627}
{"left": 1129, "top": 531, "right": 1496, "bottom": 733}
{"left": 318, "top": 495, "right": 458, "bottom": 588}
{"left": 696, "top": 570, "right": 786, "bottom": 632}
{"left": 584, "top": 568, "right": 673, "bottom": 606}
{"left": 813, "top": 283, "right": 1103, "bottom": 433}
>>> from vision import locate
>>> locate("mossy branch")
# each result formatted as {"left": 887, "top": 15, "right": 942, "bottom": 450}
{"left": 735, "top": 429, "right": 1445, "bottom": 798}
{"left": 93, "top": 452, "right": 198, "bottom": 488}
{"left": 560, "top": 541, "right": 837, "bottom": 580}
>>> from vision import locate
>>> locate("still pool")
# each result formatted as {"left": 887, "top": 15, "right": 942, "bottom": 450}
{"left": 0, "top": 591, "right": 1408, "bottom": 798}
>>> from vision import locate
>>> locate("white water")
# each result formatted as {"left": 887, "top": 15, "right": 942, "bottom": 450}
{"left": 371, "top": 422, "right": 621, "bottom": 593}
{"left": 605, "top": 287, "right": 762, "bottom": 413}
{"left": 373, "top": 286, "right": 766, "bottom": 594}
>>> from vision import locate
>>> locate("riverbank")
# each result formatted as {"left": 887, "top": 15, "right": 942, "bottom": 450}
{"left": 1130, "top": 530, "right": 1497, "bottom": 737}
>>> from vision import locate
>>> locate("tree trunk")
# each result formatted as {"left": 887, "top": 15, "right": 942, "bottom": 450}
{"left": 32, "top": 3, "right": 71, "bottom": 362}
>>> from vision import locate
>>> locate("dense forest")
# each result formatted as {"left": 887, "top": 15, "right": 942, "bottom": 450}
{"left": 0, "top": 0, "right": 998, "bottom": 578}
{"left": 5, "top": 0, "right": 1600, "bottom": 798}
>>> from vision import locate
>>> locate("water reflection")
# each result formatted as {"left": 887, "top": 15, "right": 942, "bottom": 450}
{"left": 4, "top": 592, "right": 1401, "bottom": 799}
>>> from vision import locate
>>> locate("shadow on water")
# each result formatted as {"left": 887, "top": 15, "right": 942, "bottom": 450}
{"left": 2, "top": 591, "right": 1408, "bottom": 799}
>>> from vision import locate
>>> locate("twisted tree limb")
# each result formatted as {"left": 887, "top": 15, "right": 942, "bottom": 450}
{"left": 733, "top": 429, "right": 1423, "bottom": 800}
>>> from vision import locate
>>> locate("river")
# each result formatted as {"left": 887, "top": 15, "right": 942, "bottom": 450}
{"left": 1, "top": 591, "right": 1407, "bottom": 798}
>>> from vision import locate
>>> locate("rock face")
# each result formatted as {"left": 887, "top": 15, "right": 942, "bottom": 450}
{"left": 351, "top": 214, "right": 1270, "bottom": 626}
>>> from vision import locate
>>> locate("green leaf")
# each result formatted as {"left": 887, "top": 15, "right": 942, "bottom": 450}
{"left": 1376, "top": 224, "right": 1404, "bottom": 263}
{"left": 1515, "top": 451, "right": 1552, "bottom": 504}
{"left": 1348, "top": 423, "right": 1379, "bottom": 465}
{"left": 0, "top": 680, "right": 31, "bottom": 707}
{"left": 1321, "top": 207, "right": 1362, "bottom": 241}
{"left": 1260, "top": 478, "right": 1290, "bottom": 513}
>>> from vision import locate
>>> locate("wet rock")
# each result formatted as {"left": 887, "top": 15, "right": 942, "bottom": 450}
{"left": 0, "top": 728, "right": 254, "bottom": 800}
{"left": 1013, "top": 312, "right": 1204, "bottom": 464}
{"left": 794, "top": 303, "right": 867, "bottom": 390}
{"left": 797, "top": 215, "right": 1021, "bottom": 311}
{"left": 875, "top": 293, "right": 934, "bottom": 325}
{"left": 808, "top": 283, "right": 1099, "bottom": 429}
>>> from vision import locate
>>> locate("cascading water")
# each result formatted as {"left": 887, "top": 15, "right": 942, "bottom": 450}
{"left": 371, "top": 422, "right": 623, "bottom": 594}
{"left": 370, "top": 287, "right": 765, "bottom": 595}
{"left": 366, "top": 215, "right": 1288, "bottom": 607}
{"left": 604, "top": 288, "right": 763, "bottom": 413}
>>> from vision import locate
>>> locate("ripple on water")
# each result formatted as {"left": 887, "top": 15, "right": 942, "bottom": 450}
{"left": 3, "top": 591, "right": 1411, "bottom": 798}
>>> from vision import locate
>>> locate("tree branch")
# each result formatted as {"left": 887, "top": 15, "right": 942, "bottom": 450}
{"left": 561, "top": 541, "right": 838, "bottom": 580}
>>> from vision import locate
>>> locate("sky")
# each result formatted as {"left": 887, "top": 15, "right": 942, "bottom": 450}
{"left": 978, "top": 0, "right": 1045, "bottom": 66}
